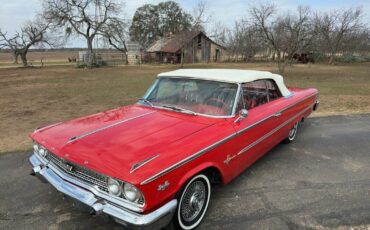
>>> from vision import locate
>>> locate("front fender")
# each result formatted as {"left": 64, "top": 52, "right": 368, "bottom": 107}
{"left": 176, "top": 161, "right": 225, "bottom": 191}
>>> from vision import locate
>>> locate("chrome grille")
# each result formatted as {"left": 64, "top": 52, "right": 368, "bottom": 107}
{"left": 45, "top": 152, "right": 109, "bottom": 192}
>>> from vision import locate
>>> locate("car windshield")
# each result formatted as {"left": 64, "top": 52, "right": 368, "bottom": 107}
{"left": 140, "top": 77, "right": 238, "bottom": 116}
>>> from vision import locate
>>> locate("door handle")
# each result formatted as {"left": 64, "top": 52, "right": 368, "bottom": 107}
{"left": 274, "top": 112, "right": 282, "bottom": 117}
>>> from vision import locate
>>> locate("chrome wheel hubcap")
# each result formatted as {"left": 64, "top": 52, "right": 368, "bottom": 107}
{"left": 181, "top": 181, "right": 206, "bottom": 222}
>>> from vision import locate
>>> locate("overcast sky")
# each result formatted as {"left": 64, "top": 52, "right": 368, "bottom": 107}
{"left": 0, "top": 0, "right": 369, "bottom": 48}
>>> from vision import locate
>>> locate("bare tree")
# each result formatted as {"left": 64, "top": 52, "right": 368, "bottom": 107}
{"left": 100, "top": 18, "right": 129, "bottom": 63}
{"left": 102, "top": 19, "right": 128, "bottom": 53}
{"left": 191, "top": 0, "right": 211, "bottom": 31}
{"left": 209, "top": 22, "right": 229, "bottom": 46}
{"left": 314, "top": 7, "right": 364, "bottom": 64}
{"left": 349, "top": 28, "right": 370, "bottom": 55}
{"left": 249, "top": 3, "right": 315, "bottom": 73}
{"left": 249, "top": 3, "right": 287, "bottom": 73}
{"left": 281, "top": 6, "right": 314, "bottom": 63}
{"left": 0, "top": 32, "right": 21, "bottom": 63}
{"left": 224, "top": 21, "right": 265, "bottom": 62}
{"left": 0, "top": 18, "right": 51, "bottom": 67}
{"left": 43, "top": 0, "right": 125, "bottom": 66}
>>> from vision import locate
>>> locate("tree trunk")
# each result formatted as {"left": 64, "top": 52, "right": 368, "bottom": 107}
{"left": 13, "top": 52, "right": 19, "bottom": 64}
{"left": 87, "top": 37, "right": 95, "bottom": 67}
{"left": 329, "top": 54, "right": 335, "bottom": 64}
{"left": 180, "top": 48, "right": 184, "bottom": 68}
{"left": 20, "top": 52, "right": 28, "bottom": 67}
{"left": 277, "top": 61, "right": 285, "bottom": 74}
{"left": 276, "top": 52, "right": 285, "bottom": 74}
{"left": 271, "top": 50, "right": 275, "bottom": 61}
{"left": 125, "top": 53, "right": 128, "bottom": 65}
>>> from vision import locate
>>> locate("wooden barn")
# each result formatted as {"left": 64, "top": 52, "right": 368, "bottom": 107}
{"left": 145, "top": 31, "right": 226, "bottom": 64}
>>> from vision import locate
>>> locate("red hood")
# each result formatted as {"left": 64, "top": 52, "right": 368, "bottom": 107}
{"left": 31, "top": 105, "right": 217, "bottom": 183}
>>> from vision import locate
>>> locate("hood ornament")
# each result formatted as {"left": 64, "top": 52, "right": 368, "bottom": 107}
{"left": 130, "top": 154, "right": 160, "bottom": 173}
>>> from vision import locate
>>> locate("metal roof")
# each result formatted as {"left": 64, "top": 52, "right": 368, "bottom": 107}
{"left": 146, "top": 31, "right": 205, "bottom": 53}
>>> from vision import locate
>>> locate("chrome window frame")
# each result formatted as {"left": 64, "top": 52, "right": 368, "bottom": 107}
{"left": 139, "top": 77, "right": 241, "bottom": 118}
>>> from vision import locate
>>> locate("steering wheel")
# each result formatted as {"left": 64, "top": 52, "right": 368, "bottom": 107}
{"left": 205, "top": 98, "right": 228, "bottom": 110}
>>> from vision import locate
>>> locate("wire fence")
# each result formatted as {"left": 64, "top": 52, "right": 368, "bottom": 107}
{"left": 77, "top": 51, "right": 127, "bottom": 67}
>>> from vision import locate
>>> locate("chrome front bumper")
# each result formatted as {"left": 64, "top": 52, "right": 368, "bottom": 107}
{"left": 313, "top": 100, "right": 320, "bottom": 111}
{"left": 29, "top": 153, "right": 177, "bottom": 230}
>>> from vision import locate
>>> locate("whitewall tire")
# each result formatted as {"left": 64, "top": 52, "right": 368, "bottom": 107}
{"left": 176, "top": 174, "right": 211, "bottom": 230}
{"left": 284, "top": 121, "right": 299, "bottom": 143}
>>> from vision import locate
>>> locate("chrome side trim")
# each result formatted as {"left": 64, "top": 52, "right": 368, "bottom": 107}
{"left": 280, "top": 92, "right": 317, "bottom": 114}
{"left": 141, "top": 93, "right": 318, "bottom": 185}
{"left": 141, "top": 132, "right": 238, "bottom": 185}
{"left": 236, "top": 113, "right": 275, "bottom": 135}
{"left": 68, "top": 111, "right": 156, "bottom": 144}
{"left": 235, "top": 92, "right": 317, "bottom": 135}
{"left": 34, "top": 122, "right": 62, "bottom": 133}
{"left": 130, "top": 154, "right": 160, "bottom": 174}
{"left": 236, "top": 105, "right": 312, "bottom": 156}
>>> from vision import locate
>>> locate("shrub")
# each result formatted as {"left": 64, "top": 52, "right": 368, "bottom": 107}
{"left": 335, "top": 55, "right": 370, "bottom": 63}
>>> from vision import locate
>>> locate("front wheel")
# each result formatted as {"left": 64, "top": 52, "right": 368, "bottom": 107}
{"left": 170, "top": 174, "right": 211, "bottom": 230}
{"left": 284, "top": 121, "right": 299, "bottom": 143}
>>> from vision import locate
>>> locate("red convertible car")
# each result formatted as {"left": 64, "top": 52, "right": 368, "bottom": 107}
{"left": 29, "top": 69, "right": 319, "bottom": 229}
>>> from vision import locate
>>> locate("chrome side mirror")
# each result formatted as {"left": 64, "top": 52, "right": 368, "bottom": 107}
{"left": 234, "top": 109, "right": 248, "bottom": 123}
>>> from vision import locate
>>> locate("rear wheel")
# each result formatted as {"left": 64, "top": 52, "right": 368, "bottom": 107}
{"left": 169, "top": 174, "right": 211, "bottom": 230}
{"left": 284, "top": 121, "right": 299, "bottom": 143}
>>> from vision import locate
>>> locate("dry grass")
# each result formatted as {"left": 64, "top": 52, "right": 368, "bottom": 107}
{"left": 0, "top": 62, "right": 369, "bottom": 154}
{"left": 0, "top": 51, "right": 77, "bottom": 64}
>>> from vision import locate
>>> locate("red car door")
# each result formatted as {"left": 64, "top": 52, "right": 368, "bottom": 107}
{"left": 230, "top": 80, "right": 284, "bottom": 175}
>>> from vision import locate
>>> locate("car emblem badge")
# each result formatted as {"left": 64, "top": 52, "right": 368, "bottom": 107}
{"left": 224, "top": 154, "right": 236, "bottom": 165}
{"left": 158, "top": 181, "right": 170, "bottom": 191}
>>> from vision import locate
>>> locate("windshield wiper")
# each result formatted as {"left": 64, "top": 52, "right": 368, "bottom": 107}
{"left": 160, "top": 104, "right": 197, "bottom": 115}
{"left": 138, "top": 98, "right": 154, "bottom": 107}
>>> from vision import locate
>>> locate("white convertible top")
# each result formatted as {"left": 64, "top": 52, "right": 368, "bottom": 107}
{"left": 158, "top": 69, "right": 291, "bottom": 97}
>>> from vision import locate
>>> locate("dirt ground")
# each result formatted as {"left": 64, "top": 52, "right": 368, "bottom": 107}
{"left": 0, "top": 62, "right": 369, "bottom": 154}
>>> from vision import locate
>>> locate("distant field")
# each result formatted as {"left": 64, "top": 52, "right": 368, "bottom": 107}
{"left": 0, "top": 51, "right": 77, "bottom": 64}
{"left": 0, "top": 62, "right": 369, "bottom": 154}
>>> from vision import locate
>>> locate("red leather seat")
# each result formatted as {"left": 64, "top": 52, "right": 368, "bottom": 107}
{"left": 248, "top": 98, "right": 257, "bottom": 109}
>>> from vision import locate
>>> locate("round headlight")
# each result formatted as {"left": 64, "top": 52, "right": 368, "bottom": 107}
{"left": 33, "top": 143, "right": 39, "bottom": 152}
{"left": 123, "top": 183, "right": 141, "bottom": 202}
{"left": 107, "top": 178, "right": 122, "bottom": 196}
{"left": 39, "top": 148, "right": 46, "bottom": 157}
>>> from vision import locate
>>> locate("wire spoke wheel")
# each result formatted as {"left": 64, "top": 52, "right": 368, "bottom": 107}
{"left": 177, "top": 174, "right": 211, "bottom": 229}
{"left": 181, "top": 181, "right": 206, "bottom": 222}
